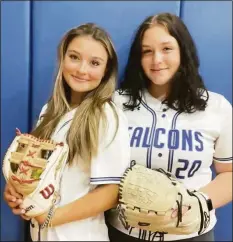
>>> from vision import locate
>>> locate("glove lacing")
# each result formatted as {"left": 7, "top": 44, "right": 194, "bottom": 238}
{"left": 156, "top": 168, "right": 184, "bottom": 227}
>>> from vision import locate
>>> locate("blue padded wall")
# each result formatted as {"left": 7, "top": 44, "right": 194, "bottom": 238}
{"left": 181, "top": 1, "right": 232, "bottom": 103}
{"left": 1, "top": 1, "right": 31, "bottom": 241}
{"left": 181, "top": 2, "right": 232, "bottom": 240}
{"left": 1, "top": 1, "right": 232, "bottom": 241}
{"left": 30, "top": 1, "right": 180, "bottom": 125}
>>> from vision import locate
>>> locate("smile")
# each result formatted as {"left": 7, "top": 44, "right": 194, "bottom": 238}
{"left": 71, "top": 75, "right": 89, "bottom": 82}
{"left": 151, "top": 68, "right": 168, "bottom": 72}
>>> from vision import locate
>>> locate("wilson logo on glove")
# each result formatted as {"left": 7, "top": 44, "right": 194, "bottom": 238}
{"left": 2, "top": 130, "right": 69, "bottom": 217}
{"left": 40, "top": 184, "right": 55, "bottom": 199}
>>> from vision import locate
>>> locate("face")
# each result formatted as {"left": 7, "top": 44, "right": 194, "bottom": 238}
{"left": 62, "top": 36, "right": 108, "bottom": 104}
{"left": 141, "top": 24, "right": 180, "bottom": 89}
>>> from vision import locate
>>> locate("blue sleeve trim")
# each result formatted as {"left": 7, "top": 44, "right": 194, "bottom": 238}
{"left": 90, "top": 177, "right": 122, "bottom": 182}
{"left": 214, "top": 156, "right": 232, "bottom": 161}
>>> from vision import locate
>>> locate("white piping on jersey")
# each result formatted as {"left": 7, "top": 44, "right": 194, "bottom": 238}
{"left": 141, "top": 98, "right": 183, "bottom": 173}
{"left": 141, "top": 100, "right": 157, "bottom": 169}
{"left": 56, "top": 118, "right": 73, "bottom": 135}
{"left": 55, "top": 116, "right": 124, "bottom": 184}
{"left": 167, "top": 111, "right": 182, "bottom": 172}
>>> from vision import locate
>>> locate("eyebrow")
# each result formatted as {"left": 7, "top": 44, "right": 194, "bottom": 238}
{"left": 161, "top": 41, "right": 174, "bottom": 45}
{"left": 67, "top": 50, "right": 105, "bottom": 62}
{"left": 142, "top": 41, "right": 174, "bottom": 47}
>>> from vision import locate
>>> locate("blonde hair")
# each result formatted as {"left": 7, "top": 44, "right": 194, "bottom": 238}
{"left": 31, "top": 23, "right": 118, "bottom": 165}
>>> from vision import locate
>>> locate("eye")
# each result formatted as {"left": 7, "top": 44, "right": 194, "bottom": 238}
{"left": 69, "top": 54, "right": 79, "bottom": 60}
{"left": 142, "top": 49, "right": 152, "bottom": 55}
{"left": 91, "top": 60, "right": 100, "bottom": 66}
{"left": 163, "top": 47, "right": 172, "bottom": 52}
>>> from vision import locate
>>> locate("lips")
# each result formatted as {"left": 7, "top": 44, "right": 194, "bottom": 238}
{"left": 151, "top": 68, "right": 168, "bottom": 72}
{"left": 71, "top": 75, "right": 89, "bottom": 82}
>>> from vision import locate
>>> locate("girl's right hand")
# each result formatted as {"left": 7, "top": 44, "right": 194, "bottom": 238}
{"left": 3, "top": 182, "right": 25, "bottom": 215}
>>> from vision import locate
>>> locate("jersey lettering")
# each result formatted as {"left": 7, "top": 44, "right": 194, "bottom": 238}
{"left": 129, "top": 127, "right": 204, "bottom": 152}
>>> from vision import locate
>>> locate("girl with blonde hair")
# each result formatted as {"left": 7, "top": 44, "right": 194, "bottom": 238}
{"left": 4, "top": 23, "right": 130, "bottom": 241}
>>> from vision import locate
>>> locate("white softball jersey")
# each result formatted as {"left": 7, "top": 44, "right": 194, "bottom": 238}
{"left": 30, "top": 102, "right": 131, "bottom": 241}
{"left": 107, "top": 89, "right": 232, "bottom": 241}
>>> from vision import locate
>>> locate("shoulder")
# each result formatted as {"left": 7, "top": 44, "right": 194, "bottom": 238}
{"left": 39, "top": 104, "right": 48, "bottom": 118}
{"left": 36, "top": 103, "right": 48, "bottom": 123}
{"left": 102, "top": 101, "right": 128, "bottom": 125}
{"left": 99, "top": 101, "right": 129, "bottom": 145}
{"left": 206, "top": 91, "right": 232, "bottom": 111}
{"left": 34, "top": 103, "right": 48, "bottom": 127}
{"left": 112, "top": 89, "right": 130, "bottom": 110}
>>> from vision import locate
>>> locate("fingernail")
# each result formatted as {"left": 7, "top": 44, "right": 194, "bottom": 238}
{"left": 21, "top": 209, "right": 25, "bottom": 214}
{"left": 11, "top": 198, "right": 16, "bottom": 202}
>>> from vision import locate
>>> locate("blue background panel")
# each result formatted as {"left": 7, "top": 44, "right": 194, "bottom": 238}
{"left": 181, "top": 1, "right": 232, "bottom": 103}
{"left": 31, "top": 1, "right": 180, "bottom": 124}
{"left": 1, "top": 1, "right": 31, "bottom": 241}
{"left": 1, "top": 1, "right": 232, "bottom": 241}
{"left": 181, "top": 2, "right": 232, "bottom": 241}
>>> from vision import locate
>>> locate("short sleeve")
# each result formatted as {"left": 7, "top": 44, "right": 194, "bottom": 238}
{"left": 90, "top": 102, "right": 130, "bottom": 184}
{"left": 213, "top": 96, "right": 232, "bottom": 163}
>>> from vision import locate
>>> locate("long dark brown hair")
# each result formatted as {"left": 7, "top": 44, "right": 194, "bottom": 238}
{"left": 120, "top": 12, "right": 209, "bottom": 113}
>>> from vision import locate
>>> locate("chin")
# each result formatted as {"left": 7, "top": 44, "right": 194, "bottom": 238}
{"left": 72, "top": 87, "right": 93, "bottom": 93}
{"left": 70, "top": 84, "right": 95, "bottom": 93}
{"left": 150, "top": 79, "right": 170, "bottom": 86}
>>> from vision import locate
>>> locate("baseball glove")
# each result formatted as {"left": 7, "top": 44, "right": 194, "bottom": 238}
{"left": 2, "top": 130, "right": 69, "bottom": 217}
{"left": 118, "top": 162, "right": 212, "bottom": 235}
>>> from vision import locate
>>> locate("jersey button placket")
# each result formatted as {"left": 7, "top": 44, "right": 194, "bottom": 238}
{"left": 162, "top": 108, "right": 167, "bottom": 118}
{"left": 159, "top": 107, "right": 167, "bottom": 158}
{"left": 158, "top": 108, "right": 168, "bottom": 160}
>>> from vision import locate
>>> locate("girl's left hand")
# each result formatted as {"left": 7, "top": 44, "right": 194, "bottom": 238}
{"left": 34, "top": 212, "right": 48, "bottom": 225}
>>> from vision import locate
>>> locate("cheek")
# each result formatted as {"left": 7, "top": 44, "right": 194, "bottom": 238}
{"left": 141, "top": 57, "right": 150, "bottom": 71}
{"left": 170, "top": 52, "right": 180, "bottom": 69}
{"left": 63, "top": 59, "right": 76, "bottom": 74}
{"left": 89, "top": 68, "right": 105, "bottom": 81}
{"left": 170, "top": 58, "right": 180, "bottom": 72}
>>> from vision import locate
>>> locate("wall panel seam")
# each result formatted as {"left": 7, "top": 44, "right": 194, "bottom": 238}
{"left": 28, "top": 0, "right": 34, "bottom": 132}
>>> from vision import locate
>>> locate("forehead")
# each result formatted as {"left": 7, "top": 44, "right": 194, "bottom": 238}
{"left": 142, "top": 24, "right": 178, "bottom": 46}
{"left": 67, "top": 35, "right": 108, "bottom": 59}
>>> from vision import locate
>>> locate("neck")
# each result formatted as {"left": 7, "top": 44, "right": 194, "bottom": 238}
{"left": 148, "top": 83, "right": 170, "bottom": 101}
{"left": 70, "top": 91, "right": 86, "bottom": 107}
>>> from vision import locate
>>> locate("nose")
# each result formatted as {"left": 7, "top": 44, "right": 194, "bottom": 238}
{"left": 77, "top": 61, "right": 88, "bottom": 75}
{"left": 152, "top": 52, "right": 163, "bottom": 64}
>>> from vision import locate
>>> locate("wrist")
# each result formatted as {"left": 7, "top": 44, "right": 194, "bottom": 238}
{"left": 40, "top": 205, "right": 57, "bottom": 228}
{"left": 48, "top": 207, "right": 57, "bottom": 228}
{"left": 198, "top": 191, "right": 213, "bottom": 211}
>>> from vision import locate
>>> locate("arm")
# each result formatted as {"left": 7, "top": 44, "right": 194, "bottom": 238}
{"left": 199, "top": 162, "right": 232, "bottom": 209}
{"left": 35, "top": 184, "right": 119, "bottom": 226}
{"left": 35, "top": 103, "right": 130, "bottom": 226}
{"left": 198, "top": 96, "right": 232, "bottom": 209}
